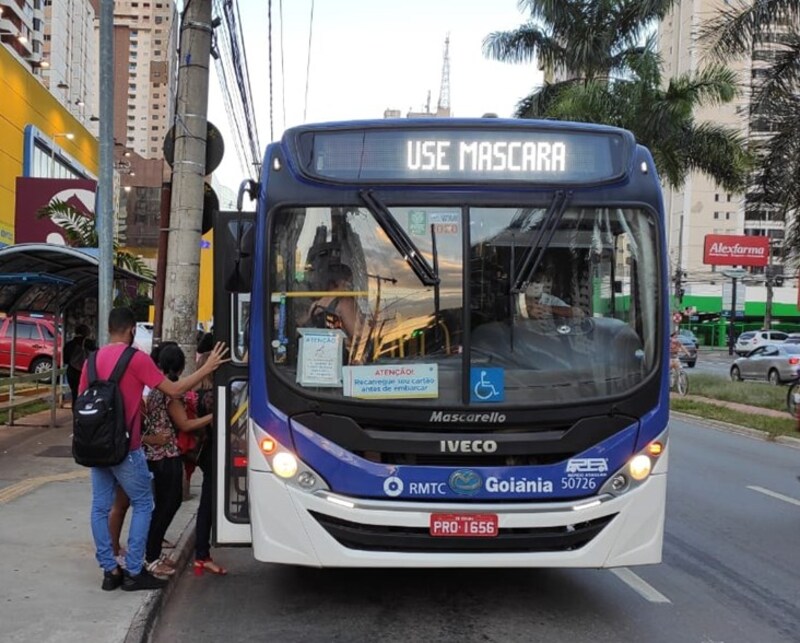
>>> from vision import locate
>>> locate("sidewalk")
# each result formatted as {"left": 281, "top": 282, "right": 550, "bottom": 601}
{"left": 0, "top": 408, "right": 199, "bottom": 643}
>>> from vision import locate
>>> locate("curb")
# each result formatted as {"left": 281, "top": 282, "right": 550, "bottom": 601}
{"left": 670, "top": 410, "right": 800, "bottom": 450}
{"left": 124, "top": 510, "right": 197, "bottom": 643}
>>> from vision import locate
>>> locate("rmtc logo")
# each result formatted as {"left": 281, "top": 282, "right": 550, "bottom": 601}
{"left": 439, "top": 440, "right": 498, "bottom": 453}
{"left": 565, "top": 458, "right": 609, "bottom": 474}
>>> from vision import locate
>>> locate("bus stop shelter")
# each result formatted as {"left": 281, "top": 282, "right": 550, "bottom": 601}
{"left": 0, "top": 243, "right": 153, "bottom": 427}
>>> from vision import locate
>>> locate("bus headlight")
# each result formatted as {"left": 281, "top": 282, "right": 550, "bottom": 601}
{"left": 628, "top": 455, "right": 652, "bottom": 481}
{"left": 599, "top": 432, "right": 667, "bottom": 497}
{"left": 272, "top": 452, "right": 299, "bottom": 478}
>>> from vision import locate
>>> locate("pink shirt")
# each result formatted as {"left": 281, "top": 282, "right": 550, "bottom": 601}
{"left": 79, "top": 343, "right": 166, "bottom": 451}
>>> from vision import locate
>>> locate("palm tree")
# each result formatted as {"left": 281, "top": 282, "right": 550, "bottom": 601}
{"left": 701, "top": 2, "right": 800, "bottom": 252}
{"left": 37, "top": 199, "right": 155, "bottom": 287}
{"left": 483, "top": 0, "right": 750, "bottom": 192}
{"left": 483, "top": 0, "right": 676, "bottom": 105}
{"left": 529, "top": 54, "right": 751, "bottom": 191}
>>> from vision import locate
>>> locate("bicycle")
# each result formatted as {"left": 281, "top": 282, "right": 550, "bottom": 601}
{"left": 670, "top": 363, "right": 688, "bottom": 396}
{"left": 786, "top": 380, "right": 800, "bottom": 416}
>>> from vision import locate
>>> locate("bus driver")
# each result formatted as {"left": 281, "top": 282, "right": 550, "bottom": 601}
{"left": 522, "top": 268, "right": 584, "bottom": 320}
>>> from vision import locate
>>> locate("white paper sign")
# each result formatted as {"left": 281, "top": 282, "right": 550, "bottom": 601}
{"left": 297, "top": 328, "right": 346, "bottom": 387}
{"left": 342, "top": 364, "right": 439, "bottom": 399}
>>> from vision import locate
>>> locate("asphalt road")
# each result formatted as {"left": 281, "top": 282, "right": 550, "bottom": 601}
{"left": 153, "top": 418, "right": 800, "bottom": 643}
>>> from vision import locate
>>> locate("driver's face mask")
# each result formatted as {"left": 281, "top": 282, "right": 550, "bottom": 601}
{"left": 526, "top": 273, "right": 553, "bottom": 300}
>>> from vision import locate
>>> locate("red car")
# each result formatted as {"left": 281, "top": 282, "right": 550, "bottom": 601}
{"left": 0, "top": 316, "right": 62, "bottom": 374}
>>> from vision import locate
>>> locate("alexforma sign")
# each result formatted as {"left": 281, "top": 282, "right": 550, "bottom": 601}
{"left": 702, "top": 234, "right": 769, "bottom": 267}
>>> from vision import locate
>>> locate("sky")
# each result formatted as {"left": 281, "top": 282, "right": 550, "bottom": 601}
{"left": 206, "top": 0, "right": 544, "bottom": 193}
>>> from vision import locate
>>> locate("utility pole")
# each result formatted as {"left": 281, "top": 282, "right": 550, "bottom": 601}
{"left": 764, "top": 240, "right": 774, "bottom": 329}
{"left": 97, "top": 0, "right": 114, "bottom": 345}
{"left": 162, "top": 0, "right": 213, "bottom": 372}
{"left": 673, "top": 214, "right": 685, "bottom": 308}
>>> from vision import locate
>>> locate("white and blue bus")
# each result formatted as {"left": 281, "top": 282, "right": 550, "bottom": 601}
{"left": 213, "top": 118, "right": 669, "bottom": 568}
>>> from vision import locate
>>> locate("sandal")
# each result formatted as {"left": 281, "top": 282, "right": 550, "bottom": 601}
{"left": 146, "top": 559, "right": 176, "bottom": 577}
{"left": 158, "top": 555, "right": 177, "bottom": 568}
{"left": 193, "top": 558, "right": 227, "bottom": 576}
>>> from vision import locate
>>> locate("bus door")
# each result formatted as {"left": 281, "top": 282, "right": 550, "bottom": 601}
{"left": 213, "top": 210, "right": 254, "bottom": 545}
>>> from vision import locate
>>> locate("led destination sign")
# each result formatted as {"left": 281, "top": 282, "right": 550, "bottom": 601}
{"left": 294, "top": 126, "right": 631, "bottom": 185}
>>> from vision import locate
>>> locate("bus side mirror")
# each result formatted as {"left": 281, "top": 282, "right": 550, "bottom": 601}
{"left": 226, "top": 220, "right": 254, "bottom": 293}
{"left": 225, "top": 180, "right": 259, "bottom": 293}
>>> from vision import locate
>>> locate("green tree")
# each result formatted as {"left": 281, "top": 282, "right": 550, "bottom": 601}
{"left": 483, "top": 0, "right": 750, "bottom": 191}
{"left": 701, "top": 1, "right": 800, "bottom": 251}
{"left": 37, "top": 199, "right": 154, "bottom": 296}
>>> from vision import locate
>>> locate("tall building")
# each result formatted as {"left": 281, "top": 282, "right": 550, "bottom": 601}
{"left": 113, "top": 0, "right": 177, "bottom": 160}
{"left": 0, "top": 0, "right": 46, "bottom": 69}
{"left": 40, "top": 0, "right": 99, "bottom": 128}
{"left": 659, "top": 1, "right": 791, "bottom": 288}
{"left": 111, "top": 0, "right": 177, "bottom": 256}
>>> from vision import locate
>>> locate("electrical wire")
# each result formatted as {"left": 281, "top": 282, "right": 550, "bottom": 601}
{"left": 279, "top": 0, "right": 286, "bottom": 132}
{"left": 268, "top": 0, "right": 274, "bottom": 141}
{"left": 303, "top": 0, "right": 315, "bottom": 123}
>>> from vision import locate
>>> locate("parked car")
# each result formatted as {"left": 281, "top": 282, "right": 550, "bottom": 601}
{"left": 0, "top": 315, "right": 61, "bottom": 374}
{"left": 678, "top": 329, "right": 699, "bottom": 349}
{"left": 734, "top": 330, "right": 789, "bottom": 356}
{"left": 730, "top": 343, "right": 800, "bottom": 384}
{"left": 785, "top": 333, "right": 800, "bottom": 345}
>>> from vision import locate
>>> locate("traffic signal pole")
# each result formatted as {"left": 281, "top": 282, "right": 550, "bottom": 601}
{"left": 162, "top": 0, "right": 213, "bottom": 372}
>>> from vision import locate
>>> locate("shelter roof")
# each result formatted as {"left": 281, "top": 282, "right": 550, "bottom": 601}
{"left": 0, "top": 243, "right": 153, "bottom": 314}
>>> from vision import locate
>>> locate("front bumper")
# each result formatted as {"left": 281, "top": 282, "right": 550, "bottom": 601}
{"left": 249, "top": 469, "right": 666, "bottom": 568}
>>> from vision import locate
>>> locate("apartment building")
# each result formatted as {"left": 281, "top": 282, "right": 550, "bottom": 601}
{"left": 0, "top": 0, "right": 45, "bottom": 68}
{"left": 658, "top": 0, "right": 790, "bottom": 284}
{"left": 113, "top": 0, "right": 177, "bottom": 160}
{"left": 40, "top": 0, "right": 99, "bottom": 127}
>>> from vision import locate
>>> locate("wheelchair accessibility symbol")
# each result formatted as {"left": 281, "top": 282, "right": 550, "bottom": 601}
{"left": 470, "top": 368, "right": 504, "bottom": 403}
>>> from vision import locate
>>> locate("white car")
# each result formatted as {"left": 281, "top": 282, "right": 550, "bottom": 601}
{"left": 734, "top": 330, "right": 788, "bottom": 356}
{"left": 134, "top": 322, "right": 153, "bottom": 355}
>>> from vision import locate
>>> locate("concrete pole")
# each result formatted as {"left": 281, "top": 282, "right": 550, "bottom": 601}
{"left": 97, "top": 0, "right": 115, "bottom": 345}
{"left": 162, "top": 0, "right": 213, "bottom": 372}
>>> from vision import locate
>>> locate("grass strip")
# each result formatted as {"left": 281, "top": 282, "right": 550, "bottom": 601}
{"left": 671, "top": 397, "right": 798, "bottom": 438}
{"left": 687, "top": 374, "right": 788, "bottom": 412}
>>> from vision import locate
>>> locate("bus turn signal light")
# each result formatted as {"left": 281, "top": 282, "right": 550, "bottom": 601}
{"left": 260, "top": 438, "right": 277, "bottom": 455}
{"left": 647, "top": 442, "right": 663, "bottom": 457}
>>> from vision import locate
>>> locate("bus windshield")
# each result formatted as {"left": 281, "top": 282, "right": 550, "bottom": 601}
{"left": 268, "top": 204, "right": 659, "bottom": 406}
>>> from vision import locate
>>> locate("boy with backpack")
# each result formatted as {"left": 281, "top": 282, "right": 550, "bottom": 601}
{"left": 74, "top": 307, "right": 228, "bottom": 591}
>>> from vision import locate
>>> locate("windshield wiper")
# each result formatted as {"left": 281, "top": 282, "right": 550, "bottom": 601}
{"left": 512, "top": 190, "right": 571, "bottom": 293}
{"left": 359, "top": 190, "right": 440, "bottom": 287}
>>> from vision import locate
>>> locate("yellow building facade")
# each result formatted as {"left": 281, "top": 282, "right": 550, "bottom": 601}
{"left": 0, "top": 46, "right": 99, "bottom": 244}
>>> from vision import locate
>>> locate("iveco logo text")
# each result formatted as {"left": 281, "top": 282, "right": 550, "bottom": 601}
{"left": 429, "top": 411, "right": 507, "bottom": 423}
{"left": 439, "top": 439, "right": 498, "bottom": 453}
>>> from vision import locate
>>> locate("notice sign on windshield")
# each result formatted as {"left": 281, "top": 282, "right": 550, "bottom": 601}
{"left": 342, "top": 364, "right": 439, "bottom": 399}
{"left": 293, "top": 125, "right": 631, "bottom": 185}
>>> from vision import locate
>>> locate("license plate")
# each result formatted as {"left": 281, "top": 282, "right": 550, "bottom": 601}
{"left": 429, "top": 513, "right": 499, "bottom": 537}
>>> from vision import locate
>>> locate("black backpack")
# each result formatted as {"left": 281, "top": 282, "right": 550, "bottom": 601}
{"left": 72, "top": 347, "right": 137, "bottom": 467}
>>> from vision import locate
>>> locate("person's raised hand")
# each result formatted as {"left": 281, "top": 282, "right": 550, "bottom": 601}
{"left": 203, "top": 342, "right": 230, "bottom": 372}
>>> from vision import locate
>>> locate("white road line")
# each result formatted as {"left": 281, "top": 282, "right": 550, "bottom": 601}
{"left": 747, "top": 485, "right": 800, "bottom": 507}
{"left": 610, "top": 567, "right": 671, "bottom": 604}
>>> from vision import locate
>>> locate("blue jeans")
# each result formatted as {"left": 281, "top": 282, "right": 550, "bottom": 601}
{"left": 90, "top": 448, "right": 153, "bottom": 575}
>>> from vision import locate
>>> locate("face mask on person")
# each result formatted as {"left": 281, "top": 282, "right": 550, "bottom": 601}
{"left": 526, "top": 273, "right": 553, "bottom": 300}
